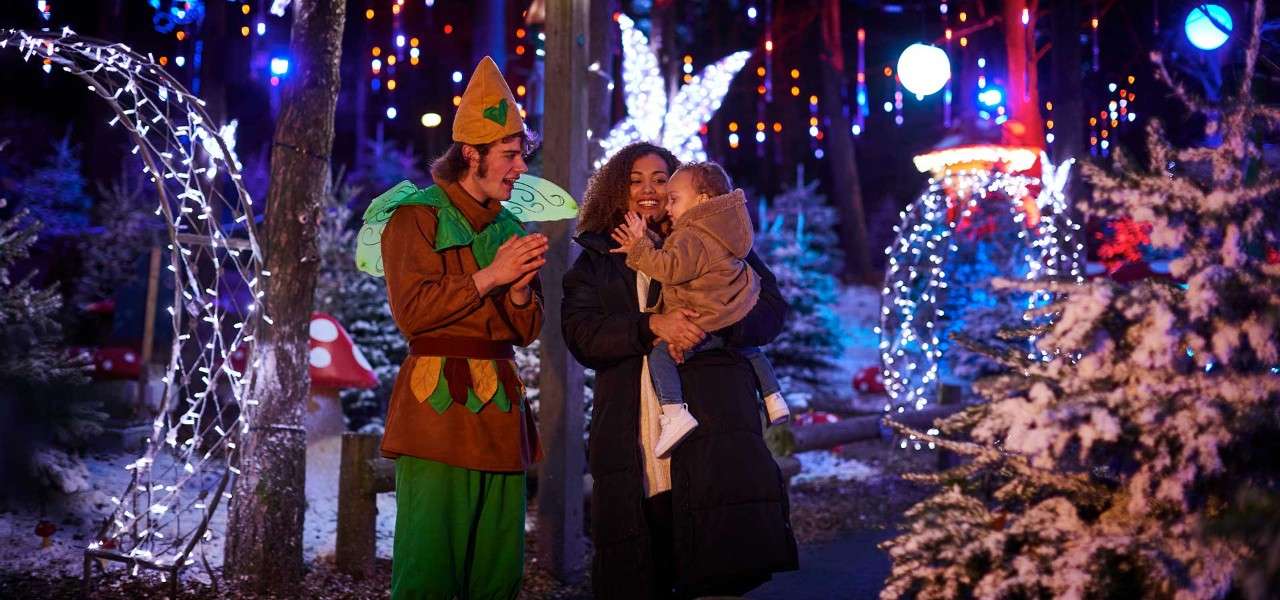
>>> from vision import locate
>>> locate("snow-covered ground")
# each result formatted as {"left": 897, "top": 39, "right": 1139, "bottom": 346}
{"left": 0, "top": 437, "right": 400, "bottom": 583}
{"left": 827, "top": 284, "right": 886, "bottom": 414}
{"left": 793, "top": 450, "right": 880, "bottom": 484}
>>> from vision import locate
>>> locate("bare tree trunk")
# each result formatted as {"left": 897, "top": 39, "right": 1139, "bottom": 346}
{"left": 1048, "top": 0, "right": 1084, "bottom": 163}
{"left": 538, "top": 0, "right": 589, "bottom": 583}
{"left": 586, "top": 0, "right": 617, "bottom": 167}
{"left": 225, "top": 0, "right": 346, "bottom": 594}
{"left": 649, "top": 0, "right": 680, "bottom": 103}
{"left": 818, "top": 0, "right": 872, "bottom": 282}
{"left": 1002, "top": 0, "right": 1044, "bottom": 145}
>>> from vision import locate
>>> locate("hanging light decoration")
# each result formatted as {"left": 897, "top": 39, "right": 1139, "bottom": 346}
{"left": 895, "top": 43, "right": 950, "bottom": 97}
{"left": 1184, "top": 4, "right": 1232, "bottom": 51}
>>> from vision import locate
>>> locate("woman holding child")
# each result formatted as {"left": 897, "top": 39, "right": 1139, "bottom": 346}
{"left": 561, "top": 142, "right": 799, "bottom": 599}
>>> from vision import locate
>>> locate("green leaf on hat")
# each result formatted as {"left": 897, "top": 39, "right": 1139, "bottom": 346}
{"left": 483, "top": 98, "right": 508, "bottom": 126}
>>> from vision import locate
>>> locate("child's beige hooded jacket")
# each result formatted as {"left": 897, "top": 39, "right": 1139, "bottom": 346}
{"left": 625, "top": 188, "right": 760, "bottom": 332}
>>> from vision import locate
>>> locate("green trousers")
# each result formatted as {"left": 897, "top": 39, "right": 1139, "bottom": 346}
{"left": 391, "top": 457, "right": 526, "bottom": 600}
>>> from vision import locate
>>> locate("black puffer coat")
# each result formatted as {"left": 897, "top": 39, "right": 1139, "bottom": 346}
{"left": 562, "top": 231, "right": 798, "bottom": 599}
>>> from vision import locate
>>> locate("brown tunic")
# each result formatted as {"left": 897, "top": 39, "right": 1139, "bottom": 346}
{"left": 379, "top": 180, "right": 544, "bottom": 472}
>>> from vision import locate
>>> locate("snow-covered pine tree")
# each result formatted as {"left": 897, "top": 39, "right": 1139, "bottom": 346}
{"left": 73, "top": 166, "right": 159, "bottom": 309}
{"left": 880, "top": 3, "right": 1280, "bottom": 597}
{"left": 755, "top": 169, "right": 846, "bottom": 405}
{"left": 349, "top": 130, "right": 425, "bottom": 212}
{"left": 17, "top": 131, "right": 93, "bottom": 236}
{"left": 0, "top": 204, "right": 99, "bottom": 496}
{"left": 315, "top": 171, "right": 405, "bottom": 432}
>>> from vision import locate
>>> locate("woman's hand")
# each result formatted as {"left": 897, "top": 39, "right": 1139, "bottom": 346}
{"left": 649, "top": 308, "right": 704, "bottom": 350}
{"left": 608, "top": 212, "right": 648, "bottom": 254}
{"left": 474, "top": 233, "right": 548, "bottom": 295}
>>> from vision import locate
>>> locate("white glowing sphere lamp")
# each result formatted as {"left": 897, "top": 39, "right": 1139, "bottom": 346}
{"left": 896, "top": 43, "right": 950, "bottom": 97}
{"left": 1185, "top": 4, "right": 1232, "bottom": 51}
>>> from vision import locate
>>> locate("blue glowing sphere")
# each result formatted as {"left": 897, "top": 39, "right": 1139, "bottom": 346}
{"left": 1185, "top": 4, "right": 1232, "bottom": 51}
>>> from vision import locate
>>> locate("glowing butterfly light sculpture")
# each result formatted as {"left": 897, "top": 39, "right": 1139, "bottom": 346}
{"left": 878, "top": 149, "right": 1082, "bottom": 412}
{"left": 595, "top": 14, "right": 751, "bottom": 168}
{"left": 1, "top": 28, "right": 263, "bottom": 586}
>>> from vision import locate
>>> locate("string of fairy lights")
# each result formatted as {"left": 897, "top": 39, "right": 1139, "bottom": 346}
{"left": 29, "top": 1, "right": 1166, "bottom": 173}
{"left": 4, "top": 27, "right": 264, "bottom": 581}
{"left": 878, "top": 149, "right": 1081, "bottom": 412}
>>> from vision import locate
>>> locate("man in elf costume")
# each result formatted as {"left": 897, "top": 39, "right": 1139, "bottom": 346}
{"left": 365, "top": 56, "right": 547, "bottom": 600}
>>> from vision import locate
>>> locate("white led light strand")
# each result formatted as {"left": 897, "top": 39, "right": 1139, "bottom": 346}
{"left": 596, "top": 14, "right": 751, "bottom": 167}
{"left": 2, "top": 28, "right": 264, "bottom": 581}
{"left": 877, "top": 151, "right": 1081, "bottom": 412}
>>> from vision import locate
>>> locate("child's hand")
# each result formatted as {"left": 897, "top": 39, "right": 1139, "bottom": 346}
{"left": 608, "top": 212, "right": 648, "bottom": 254}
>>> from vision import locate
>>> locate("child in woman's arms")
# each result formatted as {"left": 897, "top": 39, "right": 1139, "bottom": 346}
{"left": 611, "top": 161, "right": 789, "bottom": 458}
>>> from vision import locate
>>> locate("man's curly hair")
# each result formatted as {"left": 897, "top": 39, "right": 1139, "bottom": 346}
{"left": 577, "top": 142, "right": 679, "bottom": 234}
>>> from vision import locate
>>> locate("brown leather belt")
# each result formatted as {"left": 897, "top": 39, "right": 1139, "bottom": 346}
{"left": 409, "top": 337, "right": 515, "bottom": 360}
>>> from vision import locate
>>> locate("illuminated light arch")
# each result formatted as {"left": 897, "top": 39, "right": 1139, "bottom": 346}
{"left": 879, "top": 149, "right": 1081, "bottom": 412}
{"left": 2, "top": 28, "right": 264, "bottom": 584}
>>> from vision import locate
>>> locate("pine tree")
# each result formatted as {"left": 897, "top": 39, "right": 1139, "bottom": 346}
{"left": 880, "top": 4, "right": 1280, "bottom": 597}
{"left": 0, "top": 204, "right": 99, "bottom": 496}
{"left": 74, "top": 166, "right": 159, "bottom": 309}
{"left": 755, "top": 171, "right": 846, "bottom": 405}
{"left": 314, "top": 170, "right": 406, "bottom": 432}
{"left": 349, "top": 130, "right": 425, "bottom": 208}
{"left": 17, "top": 131, "right": 93, "bottom": 236}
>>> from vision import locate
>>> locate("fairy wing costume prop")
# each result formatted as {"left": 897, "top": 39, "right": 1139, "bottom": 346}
{"left": 355, "top": 174, "right": 579, "bottom": 277}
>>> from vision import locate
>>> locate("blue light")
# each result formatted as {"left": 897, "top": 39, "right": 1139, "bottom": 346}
{"left": 747, "top": 6, "right": 758, "bottom": 20}
{"left": 851, "top": 124, "right": 862, "bottom": 136}
{"left": 1185, "top": 4, "right": 1232, "bottom": 51}
{"left": 371, "top": 78, "right": 381, "bottom": 91}
{"left": 814, "top": 148, "right": 825, "bottom": 159}
{"left": 270, "top": 57, "right": 290, "bottom": 76}
{"left": 978, "top": 87, "right": 1003, "bottom": 107}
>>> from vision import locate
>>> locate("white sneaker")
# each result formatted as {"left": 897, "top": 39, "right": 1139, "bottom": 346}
{"left": 654, "top": 404, "right": 698, "bottom": 458}
{"left": 764, "top": 392, "right": 790, "bottom": 426}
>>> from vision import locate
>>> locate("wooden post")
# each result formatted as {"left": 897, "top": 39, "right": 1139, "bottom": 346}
{"left": 135, "top": 246, "right": 162, "bottom": 408}
{"left": 538, "top": 0, "right": 590, "bottom": 583}
{"left": 336, "top": 432, "right": 380, "bottom": 579}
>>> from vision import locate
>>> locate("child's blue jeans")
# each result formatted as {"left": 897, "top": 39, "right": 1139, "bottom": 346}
{"left": 649, "top": 337, "right": 782, "bottom": 406}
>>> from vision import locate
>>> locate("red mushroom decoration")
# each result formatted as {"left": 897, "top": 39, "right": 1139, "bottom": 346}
{"left": 852, "top": 365, "right": 886, "bottom": 395}
{"left": 228, "top": 312, "right": 377, "bottom": 440}
{"left": 76, "top": 346, "right": 143, "bottom": 381}
{"left": 35, "top": 520, "right": 56, "bottom": 549}
{"left": 95, "top": 537, "right": 118, "bottom": 568}
{"left": 307, "top": 312, "right": 378, "bottom": 391}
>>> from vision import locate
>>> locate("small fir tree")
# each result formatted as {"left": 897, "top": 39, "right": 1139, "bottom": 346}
{"left": 880, "top": 4, "right": 1280, "bottom": 597}
{"left": 17, "top": 131, "right": 93, "bottom": 236}
{"left": 0, "top": 204, "right": 99, "bottom": 496}
{"left": 754, "top": 171, "right": 846, "bottom": 404}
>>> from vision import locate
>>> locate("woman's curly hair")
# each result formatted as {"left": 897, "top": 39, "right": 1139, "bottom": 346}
{"left": 577, "top": 142, "right": 679, "bottom": 234}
